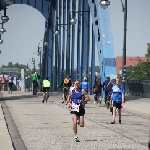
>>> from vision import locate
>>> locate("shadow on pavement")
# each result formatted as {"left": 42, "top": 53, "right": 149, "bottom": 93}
{"left": 125, "top": 94, "right": 149, "bottom": 101}
{"left": 0, "top": 92, "right": 63, "bottom": 101}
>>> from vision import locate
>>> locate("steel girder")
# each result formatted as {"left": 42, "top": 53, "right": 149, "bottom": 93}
{"left": 1, "top": 0, "right": 117, "bottom": 93}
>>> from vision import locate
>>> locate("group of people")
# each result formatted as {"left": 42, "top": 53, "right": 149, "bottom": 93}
{"left": 0, "top": 72, "right": 20, "bottom": 93}
{"left": 93, "top": 76, "right": 124, "bottom": 124}
{"left": 56, "top": 75, "right": 124, "bottom": 142}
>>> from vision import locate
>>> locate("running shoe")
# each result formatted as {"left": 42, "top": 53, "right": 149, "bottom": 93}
{"left": 75, "top": 137, "right": 80, "bottom": 142}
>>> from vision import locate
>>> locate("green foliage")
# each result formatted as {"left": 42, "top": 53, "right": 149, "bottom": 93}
{"left": 145, "top": 43, "right": 150, "bottom": 60}
{"left": 1, "top": 62, "right": 27, "bottom": 69}
{"left": 127, "top": 62, "right": 150, "bottom": 80}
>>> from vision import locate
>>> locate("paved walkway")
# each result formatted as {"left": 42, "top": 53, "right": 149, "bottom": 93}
{"left": 89, "top": 94, "right": 150, "bottom": 118}
{"left": 0, "top": 91, "right": 150, "bottom": 150}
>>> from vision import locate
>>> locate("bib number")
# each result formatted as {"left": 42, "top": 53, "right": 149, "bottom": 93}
{"left": 71, "top": 104, "right": 79, "bottom": 112}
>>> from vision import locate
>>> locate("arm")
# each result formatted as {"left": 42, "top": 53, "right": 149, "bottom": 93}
{"left": 59, "top": 81, "right": 63, "bottom": 88}
{"left": 67, "top": 93, "right": 72, "bottom": 108}
{"left": 80, "top": 90, "right": 90, "bottom": 103}
{"left": 122, "top": 93, "right": 124, "bottom": 104}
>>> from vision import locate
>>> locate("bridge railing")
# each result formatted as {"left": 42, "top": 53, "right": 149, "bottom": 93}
{"left": 125, "top": 80, "right": 150, "bottom": 97}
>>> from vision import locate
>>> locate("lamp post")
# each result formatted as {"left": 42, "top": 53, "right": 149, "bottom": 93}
{"left": 31, "top": 58, "right": 35, "bottom": 72}
{"left": 99, "top": 0, "right": 110, "bottom": 9}
{"left": 0, "top": 7, "right": 9, "bottom": 23}
{"left": 54, "top": 13, "right": 75, "bottom": 91}
{"left": 0, "top": 22, "right": 6, "bottom": 34}
{"left": 121, "top": 0, "right": 127, "bottom": 103}
{"left": 0, "top": 34, "right": 3, "bottom": 44}
{"left": 100, "top": 0, "right": 127, "bottom": 102}
{"left": 37, "top": 40, "right": 48, "bottom": 91}
{"left": 70, "top": 9, "right": 90, "bottom": 81}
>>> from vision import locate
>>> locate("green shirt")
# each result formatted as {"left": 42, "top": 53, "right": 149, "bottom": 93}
{"left": 32, "top": 73, "right": 38, "bottom": 82}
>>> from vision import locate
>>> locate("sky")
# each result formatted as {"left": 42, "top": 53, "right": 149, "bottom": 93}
{"left": 0, "top": 0, "right": 150, "bottom": 67}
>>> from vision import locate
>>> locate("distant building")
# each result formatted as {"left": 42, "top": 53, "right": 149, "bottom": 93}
{"left": 116, "top": 56, "right": 147, "bottom": 75}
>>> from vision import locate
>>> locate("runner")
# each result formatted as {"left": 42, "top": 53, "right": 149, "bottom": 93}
{"left": 32, "top": 71, "right": 40, "bottom": 95}
{"left": 111, "top": 77, "right": 124, "bottom": 124}
{"left": 80, "top": 77, "right": 88, "bottom": 94}
{"left": 67, "top": 79, "right": 90, "bottom": 142}
{"left": 7, "top": 72, "right": 14, "bottom": 94}
{"left": 1, "top": 75, "right": 6, "bottom": 91}
{"left": 103, "top": 76, "right": 111, "bottom": 104}
{"left": 93, "top": 78, "right": 103, "bottom": 105}
{"left": 59, "top": 76, "right": 72, "bottom": 104}
{"left": 42, "top": 77, "right": 50, "bottom": 103}
{"left": 16, "top": 74, "right": 20, "bottom": 91}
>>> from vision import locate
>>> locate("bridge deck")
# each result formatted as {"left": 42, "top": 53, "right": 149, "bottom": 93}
{"left": 0, "top": 91, "right": 149, "bottom": 150}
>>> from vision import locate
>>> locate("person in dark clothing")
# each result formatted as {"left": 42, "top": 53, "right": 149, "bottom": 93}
{"left": 93, "top": 78, "right": 103, "bottom": 104}
{"left": 59, "top": 76, "right": 72, "bottom": 103}
{"left": 103, "top": 76, "right": 111, "bottom": 104}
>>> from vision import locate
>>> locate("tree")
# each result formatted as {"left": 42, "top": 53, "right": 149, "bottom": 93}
{"left": 145, "top": 43, "right": 150, "bottom": 61}
{"left": 127, "top": 62, "right": 150, "bottom": 80}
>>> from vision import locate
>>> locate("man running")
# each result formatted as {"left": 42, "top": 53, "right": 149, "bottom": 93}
{"left": 111, "top": 77, "right": 124, "bottom": 124}
{"left": 67, "top": 79, "right": 90, "bottom": 142}
{"left": 7, "top": 72, "right": 14, "bottom": 94}
{"left": 93, "top": 78, "right": 103, "bottom": 105}
{"left": 42, "top": 77, "right": 50, "bottom": 103}
{"left": 103, "top": 76, "right": 111, "bottom": 104}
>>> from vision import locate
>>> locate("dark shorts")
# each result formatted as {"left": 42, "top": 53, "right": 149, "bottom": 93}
{"left": 113, "top": 101, "right": 121, "bottom": 109}
{"left": 8, "top": 82, "right": 13, "bottom": 88}
{"left": 43, "top": 87, "right": 50, "bottom": 93}
{"left": 71, "top": 106, "right": 85, "bottom": 116}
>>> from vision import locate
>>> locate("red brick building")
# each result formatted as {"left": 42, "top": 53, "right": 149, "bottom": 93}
{"left": 116, "top": 56, "right": 147, "bottom": 74}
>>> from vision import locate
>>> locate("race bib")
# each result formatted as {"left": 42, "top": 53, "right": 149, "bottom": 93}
{"left": 71, "top": 104, "right": 79, "bottom": 112}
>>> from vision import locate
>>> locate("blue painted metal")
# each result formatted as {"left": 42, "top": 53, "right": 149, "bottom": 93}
{"left": 0, "top": 0, "right": 6, "bottom": 8}
{"left": 76, "top": 0, "right": 82, "bottom": 80}
{"left": 22, "top": 0, "right": 28, "bottom": 4}
{"left": 57, "top": 0, "right": 61, "bottom": 91}
{"left": 90, "top": 25, "right": 95, "bottom": 95}
{"left": 65, "top": 0, "right": 70, "bottom": 77}
{"left": 1, "top": 0, "right": 117, "bottom": 94}
{"left": 81, "top": 0, "right": 89, "bottom": 81}
{"left": 61, "top": 0, "right": 66, "bottom": 84}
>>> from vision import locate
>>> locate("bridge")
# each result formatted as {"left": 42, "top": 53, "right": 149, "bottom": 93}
{"left": 0, "top": 0, "right": 117, "bottom": 93}
{"left": 0, "top": 91, "right": 150, "bottom": 149}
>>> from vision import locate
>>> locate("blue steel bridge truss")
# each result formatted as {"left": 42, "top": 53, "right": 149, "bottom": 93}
{"left": 1, "top": 0, "right": 117, "bottom": 94}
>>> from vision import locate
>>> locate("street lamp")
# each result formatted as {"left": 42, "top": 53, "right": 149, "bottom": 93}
{"left": 31, "top": 58, "right": 35, "bottom": 72}
{"left": 0, "top": 34, "right": 3, "bottom": 44}
{"left": 36, "top": 39, "right": 48, "bottom": 91}
{"left": 70, "top": 10, "right": 89, "bottom": 25}
{"left": 0, "top": 8, "right": 9, "bottom": 23}
{"left": 0, "top": 23, "right": 6, "bottom": 34}
{"left": 100, "top": 0, "right": 110, "bottom": 9}
{"left": 70, "top": 11, "right": 77, "bottom": 25}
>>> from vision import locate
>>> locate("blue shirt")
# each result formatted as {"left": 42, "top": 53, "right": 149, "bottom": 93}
{"left": 103, "top": 80, "right": 110, "bottom": 91}
{"left": 80, "top": 82, "right": 88, "bottom": 91}
{"left": 16, "top": 76, "right": 20, "bottom": 85}
{"left": 72, "top": 90, "right": 83, "bottom": 106}
{"left": 7, "top": 75, "right": 14, "bottom": 83}
{"left": 112, "top": 84, "right": 124, "bottom": 103}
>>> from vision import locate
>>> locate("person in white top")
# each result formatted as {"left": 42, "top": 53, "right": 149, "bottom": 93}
{"left": 69, "top": 82, "right": 75, "bottom": 94}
